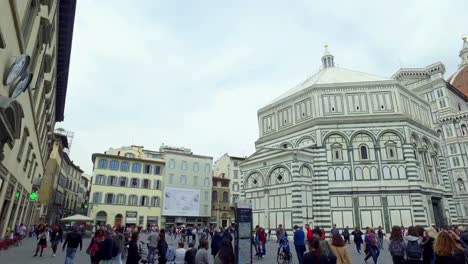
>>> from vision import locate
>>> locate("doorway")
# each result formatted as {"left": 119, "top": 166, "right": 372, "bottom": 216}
{"left": 431, "top": 198, "right": 445, "bottom": 227}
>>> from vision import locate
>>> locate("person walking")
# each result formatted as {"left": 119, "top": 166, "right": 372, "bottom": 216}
{"left": 62, "top": 226, "right": 83, "bottom": 264}
{"left": 364, "top": 228, "right": 380, "bottom": 264}
{"left": 404, "top": 226, "right": 423, "bottom": 264}
{"left": 126, "top": 232, "right": 140, "bottom": 264}
{"left": 147, "top": 228, "right": 159, "bottom": 264}
{"left": 88, "top": 230, "right": 104, "bottom": 264}
{"left": 342, "top": 226, "right": 350, "bottom": 244}
{"left": 312, "top": 227, "right": 332, "bottom": 257}
{"left": 100, "top": 229, "right": 115, "bottom": 264}
{"left": 256, "top": 227, "right": 267, "bottom": 258}
{"left": 330, "top": 234, "right": 352, "bottom": 264}
{"left": 434, "top": 230, "right": 465, "bottom": 264}
{"left": 195, "top": 240, "right": 210, "bottom": 264}
{"left": 377, "top": 226, "right": 386, "bottom": 250}
{"left": 211, "top": 228, "right": 223, "bottom": 257}
{"left": 174, "top": 241, "right": 187, "bottom": 264}
{"left": 215, "top": 239, "right": 235, "bottom": 264}
{"left": 351, "top": 227, "right": 363, "bottom": 254}
{"left": 276, "top": 224, "right": 286, "bottom": 242}
{"left": 113, "top": 230, "right": 125, "bottom": 264}
{"left": 305, "top": 224, "right": 313, "bottom": 241}
{"left": 34, "top": 225, "right": 48, "bottom": 257}
{"left": 331, "top": 224, "right": 340, "bottom": 236}
{"left": 185, "top": 242, "right": 197, "bottom": 264}
{"left": 422, "top": 227, "right": 436, "bottom": 264}
{"left": 389, "top": 226, "right": 406, "bottom": 264}
{"left": 49, "top": 224, "right": 63, "bottom": 257}
{"left": 302, "top": 237, "right": 329, "bottom": 264}
{"left": 293, "top": 225, "right": 306, "bottom": 263}
{"left": 157, "top": 229, "right": 168, "bottom": 264}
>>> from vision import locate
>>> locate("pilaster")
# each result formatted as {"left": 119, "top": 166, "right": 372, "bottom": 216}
{"left": 312, "top": 147, "right": 331, "bottom": 231}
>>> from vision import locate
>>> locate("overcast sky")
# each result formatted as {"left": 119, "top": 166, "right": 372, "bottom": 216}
{"left": 61, "top": 0, "right": 468, "bottom": 174}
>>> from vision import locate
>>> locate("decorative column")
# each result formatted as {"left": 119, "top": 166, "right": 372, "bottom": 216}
{"left": 375, "top": 145, "right": 383, "bottom": 180}
{"left": 311, "top": 147, "right": 331, "bottom": 233}
{"left": 438, "top": 155, "right": 459, "bottom": 224}
{"left": 0, "top": 181, "right": 18, "bottom": 237}
{"left": 402, "top": 143, "right": 426, "bottom": 225}
{"left": 290, "top": 156, "right": 304, "bottom": 229}
{"left": 0, "top": 173, "right": 11, "bottom": 217}
{"left": 347, "top": 146, "right": 355, "bottom": 179}
{"left": 403, "top": 144, "right": 419, "bottom": 182}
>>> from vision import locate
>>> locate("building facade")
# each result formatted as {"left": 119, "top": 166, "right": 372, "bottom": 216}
{"left": 241, "top": 47, "right": 457, "bottom": 232}
{"left": 211, "top": 173, "right": 234, "bottom": 228}
{"left": 393, "top": 37, "right": 468, "bottom": 223}
{"left": 89, "top": 146, "right": 165, "bottom": 228}
{"left": 77, "top": 174, "right": 90, "bottom": 216}
{"left": 160, "top": 145, "right": 212, "bottom": 227}
{"left": 213, "top": 154, "right": 245, "bottom": 205}
{"left": 0, "top": 0, "right": 76, "bottom": 236}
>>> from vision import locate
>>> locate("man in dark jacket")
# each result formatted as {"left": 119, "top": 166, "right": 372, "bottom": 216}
{"left": 62, "top": 227, "right": 82, "bottom": 264}
{"left": 221, "top": 228, "right": 233, "bottom": 242}
{"left": 293, "top": 225, "right": 306, "bottom": 263}
{"left": 100, "top": 229, "right": 115, "bottom": 263}
{"left": 342, "top": 226, "right": 350, "bottom": 244}
{"left": 211, "top": 229, "right": 222, "bottom": 256}
{"left": 185, "top": 242, "right": 197, "bottom": 264}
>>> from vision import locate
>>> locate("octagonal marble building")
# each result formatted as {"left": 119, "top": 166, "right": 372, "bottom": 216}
{"left": 240, "top": 48, "right": 457, "bottom": 232}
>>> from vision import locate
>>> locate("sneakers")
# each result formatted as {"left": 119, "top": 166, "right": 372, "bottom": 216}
{"left": 53, "top": 254, "right": 56, "bottom": 257}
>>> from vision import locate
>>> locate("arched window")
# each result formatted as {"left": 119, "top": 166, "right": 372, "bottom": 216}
{"left": 458, "top": 178, "right": 465, "bottom": 192}
{"left": 128, "top": 195, "right": 138, "bottom": 206}
{"left": 458, "top": 102, "right": 462, "bottom": 111}
{"left": 212, "top": 191, "right": 218, "bottom": 202}
{"left": 360, "top": 145, "right": 369, "bottom": 160}
{"left": 105, "top": 193, "right": 114, "bottom": 204}
{"left": 120, "top": 162, "right": 129, "bottom": 172}
{"left": 385, "top": 142, "right": 397, "bottom": 159}
{"left": 110, "top": 160, "right": 119, "bottom": 170}
{"left": 270, "top": 167, "right": 291, "bottom": 184}
{"left": 119, "top": 177, "right": 127, "bottom": 187}
{"left": 223, "top": 192, "right": 228, "bottom": 202}
{"left": 155, "top": 196, "right": 160, "bottom": 207}
{"left": 331, "top": 143, "right": 342, "bottom": 161}
{"left": 95, "top": 175, "right": 106, "bottom": 185}
{"left": 140, "top": 196, "right": 149, "bottom": 206}
{"left": 150, "top": 196, "right": 157, "bottom": 207}
{"left": 98, "top": 159, "right": 108, "bottom": 169}
{"left": 92, "top": 192, "right": 102, "bottom": 203}
{"left": 132, "top": 163, "right": 141, "bottom": 173}
{"left": 17, "top": 128, "right": 29, "bottom": 160}
{"left": 300, "top": 165, "right": 312, "bottom": 177}
{"left": 153, "top": 180, "right": 161, "bottom": 190}
{"left": 462, "top": 125, "right": 468, "bottom": 136}
{"left": 116, "top": 194, "right": 126, "bottom": 205}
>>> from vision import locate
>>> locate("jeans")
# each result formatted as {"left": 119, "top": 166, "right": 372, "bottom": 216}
{"left": 378, "top": 238, "right": 384, "bottom": 249}
{"left": 148, "top": 246, "right": 157, "bottom": 264}
{"left": 364, "top": 246, "right": 380, "bottom": 264}
{"left": 113, "top": 252, "right": 122, "bottom": 264}
{"left": 295, "top": 245, "right": 306, "bottom": 263}
{"left": 355, "top": 242, "right": 362, "bottom": 253}
{"left": 64, "top": 247, "right": 77, "bottom": 264}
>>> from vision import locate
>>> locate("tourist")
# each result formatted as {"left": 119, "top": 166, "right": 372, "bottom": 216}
{"left": 404, "top": 226, "right": 423, "bottom": 264}
{"left": 305, "top": 224, "right": 313, "bottom": 241}
{"left": 126, "top": 232, "right": 140, "bottom": 264}
{"left": 221, "top": 227, "right": 233, "bottom": 242}
{"left": 34, "top": 224, "right": 47, "bottom": 257}
{"left": 256, "top": 227, "right": 267, "bottom": 258}
{"left": 351, "top": 227, "right": 364, "bottom": 254}
{"left": 147, "top": 227, "right": 159, "bottom": 264}
{"left": 49, "top": 224, "right": 63, "bottom": 257}
{"left": 434, "top": 230, "right": 465, "bottom": 264}
{"left": 312, "top": 227, "right": 332, "bottom": 257}
{"left": 276, "top": 224, "right": 286, "bottom": 242}
{"left": 113, "top": 230, "right": 125, "bottom": 264}
{"left": 331, "top": 224, "right": 340, "bottom": 236}
{"left": 302, "top": 237, "right": 329, "bottom": 264}
{"left": 342, "top": 226, "right": 350, "bottom": 244}
{"left": 211, "top": 228, "right": 222, "bottom": 256}
{"left": 100, "top": 229, "right": 115, "bottom": 264}
{"left": 185, "top": 242, "right": 197, "bottom": 264}
{"left": 215, "top": 239, "right": 235, "bottom": 264}
{"left": 293, "top": 225, "right": 306, "bottom": 263}
{"left": 330, "top": 234, "right": 352, "bottom": 264}
{"left": 364, "top": 228, "right": 380, "bottom": 264}
{"left": 62, "top": 226, "right": 83, "bottom": 264}
{"left": 88, "top": 229, "right": 104, "bottom": 264}
{"left": 157, "top": 229, "right": 168, "bottom": 264}
{"left": 195, "top": 240, "right": 210, "bottom": 264}
{"left": 377, "top": 226, "right": 386, "bottom": 249}
{"left": 29, "top": 224, "right": 35, "bottom": 237}
{"left": 389, "top": 226, "right": 406, "bottom": 264}
{"left": 422, "top": 227, "right": 436, "bottom": 264}
{"left": 174, "top": 241, "right": 187, "bottom": 264}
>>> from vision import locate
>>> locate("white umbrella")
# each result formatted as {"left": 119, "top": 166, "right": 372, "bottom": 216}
{"left": 61, "top": 214, "right": 93, "bottom": 222}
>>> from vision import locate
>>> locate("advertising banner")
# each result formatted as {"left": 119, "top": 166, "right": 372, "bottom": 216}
{"left": 163, "top": 187, "right": 200, "bottom": 216}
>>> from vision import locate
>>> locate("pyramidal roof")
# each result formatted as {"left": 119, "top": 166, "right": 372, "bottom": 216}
{"left": 269, "top": 49, "right": 390, "bottom": 105}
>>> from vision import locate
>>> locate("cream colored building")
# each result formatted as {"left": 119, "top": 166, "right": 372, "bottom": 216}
{"left": 0, "top": 0, "right": 76, "bottom": 236}
{"left": 89, "top": 146, "right": 165, "bottom": 228}
{"left": 213, "top": 154, "right": 245, "bottom": 205}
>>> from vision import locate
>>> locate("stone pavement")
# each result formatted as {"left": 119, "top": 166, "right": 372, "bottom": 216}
{"left": 0, "top": 233, "right": 394, "bottom": 264}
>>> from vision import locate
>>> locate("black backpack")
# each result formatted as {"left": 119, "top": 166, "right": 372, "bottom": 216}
{"left": 111, "top": 239, "right": 119, "bottom": 257}
{"left": 406, "top": 240, "right": 422, "bottom": 259}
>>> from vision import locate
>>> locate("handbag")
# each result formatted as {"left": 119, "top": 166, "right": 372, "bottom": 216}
{"left": 86, "top": 239, "right": 99, "bottom": 256}
{"left": 325, "top": 241, "right": 337, "bottom": 264}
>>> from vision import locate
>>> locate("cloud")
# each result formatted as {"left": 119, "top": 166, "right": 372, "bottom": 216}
{"left": 61, "top": 0, "right": 468, "bottom": 173}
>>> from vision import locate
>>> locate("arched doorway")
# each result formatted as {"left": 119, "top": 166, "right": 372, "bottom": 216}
{"left": 96, "top": 211, "right": 107, "bottom": 226}
{"left": 115, "top": 214, "right": 123, "bottom": 227}
{"left": 221, "top": 213, "right": 228, "bottom": 228}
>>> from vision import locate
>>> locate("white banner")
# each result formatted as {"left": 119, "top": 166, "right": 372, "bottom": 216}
{"left": 163, "top": 187, "right": 200, "bottom": 216}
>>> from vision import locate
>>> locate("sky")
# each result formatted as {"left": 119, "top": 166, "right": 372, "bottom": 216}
{"left": 61, "top": 0, "right": 468, "bottom": 174}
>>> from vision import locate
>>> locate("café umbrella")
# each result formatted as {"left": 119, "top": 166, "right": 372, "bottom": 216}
{"left": 60, "top": 214, "right": 93, "bottom": 222}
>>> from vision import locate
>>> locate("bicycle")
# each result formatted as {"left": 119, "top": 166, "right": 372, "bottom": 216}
{"left": 277, "top": 238, "right": 292, "bottom": 264}
{"left": 138, "top": 241, "right": 148, "bottom": 264}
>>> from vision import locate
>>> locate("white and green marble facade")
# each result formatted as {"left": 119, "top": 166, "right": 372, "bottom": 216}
{"left": 240, "top": 49, "right": 459, "bottom": 233}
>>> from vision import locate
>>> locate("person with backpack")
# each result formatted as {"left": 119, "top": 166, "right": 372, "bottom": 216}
{"left": 404, "top": 226, "right": 423, "bottom": 264}
{"left": 330, "top": 234, "right": 352, "bottom": 264}
{"left": 312, "top": 227, "right": 336, "bottom": 264}
{"left": 351, "top": 227, "right": 364, "bottom": 254}
{"left": 88, "top": 229, "right": 104, "bottom": 264}
{"left": 364, "top": 228, "right": 380, "bottom": 264}
{"left": 302, "top": 237, "right": 330, "bottom": 264}
{"left": 389, "top": 226, "right": 406, "bottom": 264}
{"left": 157, "top": 229, "right": 169, "bottom": 264}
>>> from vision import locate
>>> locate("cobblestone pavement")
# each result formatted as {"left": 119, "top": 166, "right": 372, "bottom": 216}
{"left": 0, "top": 233, "right": 393, "bottom": 264}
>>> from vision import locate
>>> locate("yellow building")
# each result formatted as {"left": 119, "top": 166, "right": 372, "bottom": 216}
{"left": 211, "top": 173, "right": 234, "bottom": 228}
{"left": 0, "top": 0, "right": 76, "bottom": 236}
{"left": 89, "top": 146, "right": 165, "bottom": 228}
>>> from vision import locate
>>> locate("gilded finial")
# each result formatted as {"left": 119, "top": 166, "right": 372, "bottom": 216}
{"left": 463, "top": 35, "right": 467, "bottom": 41}
{"left": 324, "top": 43, "right": 328, "bottom": 49}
